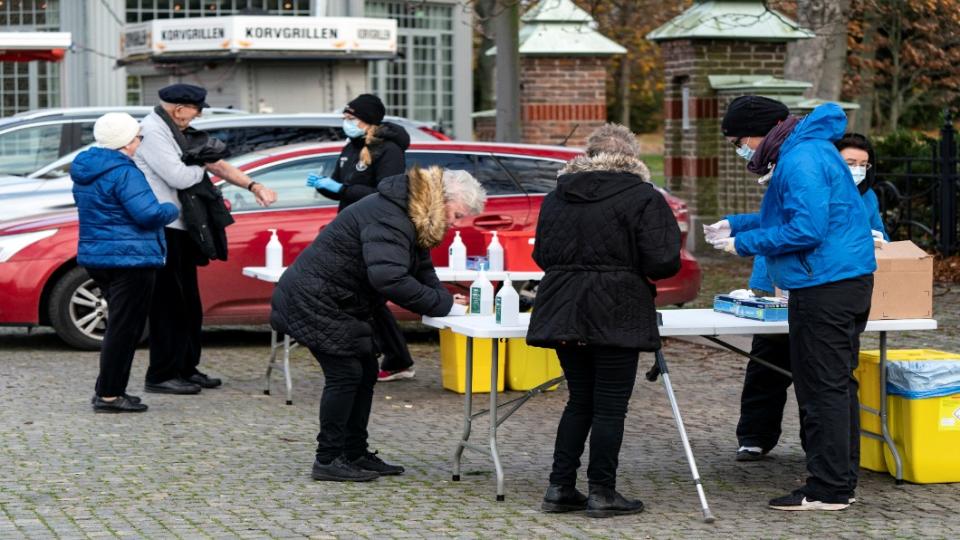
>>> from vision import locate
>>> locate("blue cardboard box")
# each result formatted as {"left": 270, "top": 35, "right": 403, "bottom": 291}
{"left": 736, "top": 298, "right": 788, "bottom": 321}
{"left": 713, "top": 295, "right": 740, "bottom": 315}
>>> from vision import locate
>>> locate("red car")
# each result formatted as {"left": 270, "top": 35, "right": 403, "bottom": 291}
{"left": 0, "top": 141, "right": 701, "bottom": 349}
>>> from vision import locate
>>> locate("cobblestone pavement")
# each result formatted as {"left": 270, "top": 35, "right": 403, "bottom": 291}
{"left": 0, "top": 287, "right": 958, "bottom": 539}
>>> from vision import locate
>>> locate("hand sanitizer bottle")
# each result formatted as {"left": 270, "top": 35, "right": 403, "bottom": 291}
{"left": 469, "top": 270, "right": 494, "bottom": 315}
{"left": 487, "top": 231, "right": 504, "bottom": 272}
{"left": 449, "top": 230, "right": 467, "bottom": 270}
{"left": 495, "top": 277, "right": 519, "bottom": 325}
{"left": 266, "top": 228, "right": 283, "bottom": 269}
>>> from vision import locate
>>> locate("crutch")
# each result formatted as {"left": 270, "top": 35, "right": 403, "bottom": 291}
{"left": 645, "top": 316, "right": 715, "bottom": 523}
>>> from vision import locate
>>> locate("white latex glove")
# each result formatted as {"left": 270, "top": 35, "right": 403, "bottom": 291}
{"left": 703, "top": 219, "right": 731, "bottom": 243}
{"left": 711, "top": 237, "right": 738, "bottom": 255}
{"left": 728, "top": 289, "right": 756, "bottom": 299}
{"left": 871, "top": 230, "right": 888, "bottom": 243}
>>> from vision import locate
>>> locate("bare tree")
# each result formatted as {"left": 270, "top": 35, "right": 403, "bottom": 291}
{"left": 783, "top": 0, "right": 853, "bottom": 100}
{"left": 493, "top": 0, "right": 522, "bottom": 142}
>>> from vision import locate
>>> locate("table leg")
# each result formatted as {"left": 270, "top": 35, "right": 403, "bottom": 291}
{"left": 264, "top": 330, "right": 279, "bottom": 395}
{"left": 878, "top": 331, "right": 903, "bottom": 483}
{"left": 453, "top": 337, "right": 474, "bottom": 481}
{"left": 283, "top": 334, "right": 293, "bottom": 405}
{"left": 490, "top": 338, "right": 505, "bottom": 501}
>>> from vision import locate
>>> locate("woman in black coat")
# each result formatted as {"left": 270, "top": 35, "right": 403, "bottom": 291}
{"left": 308, "top": 93, "right": 417, "bottom": 382}
{"left": 527, "top": 124, "right": 681, "bottom": 518}
{"left": 273, "top": 166, "right": 486, "bottom": 482}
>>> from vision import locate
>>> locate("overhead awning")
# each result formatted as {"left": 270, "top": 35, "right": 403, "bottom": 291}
{"left": 0, "top": 32, "right": 71, "bottom": 62}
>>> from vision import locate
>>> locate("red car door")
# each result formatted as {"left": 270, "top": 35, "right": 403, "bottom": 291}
{"left": 198, "top": 152, "right": 340, "bottom": 325}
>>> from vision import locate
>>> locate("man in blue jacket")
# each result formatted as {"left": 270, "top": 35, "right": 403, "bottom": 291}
{"left": 710, "top": 96, "right": 876, "bottom": 511}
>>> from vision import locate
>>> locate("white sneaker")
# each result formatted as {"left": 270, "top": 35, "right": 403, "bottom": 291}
{"left": 378, "top": 368, "right": 415, "bottom": 382}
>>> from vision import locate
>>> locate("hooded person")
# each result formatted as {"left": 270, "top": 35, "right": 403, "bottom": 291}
{"left": 527, "top": 123, "right": 681, "bottom": 518}
{"left": 305, "top": 93, "right": 417, "bottom": 383}
{"left": 272, "top": 166, "right": 485, "bottom": 482}
{"left": 71, "top": 112, "right": 180, "bottom": 413}
{"left": 711, "top": 96, "right": 876, "bottom": 511}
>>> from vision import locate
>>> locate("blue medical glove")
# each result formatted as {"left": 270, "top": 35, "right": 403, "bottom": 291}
{"left": 306, "top": 174, "right": 343, "bottom": 193}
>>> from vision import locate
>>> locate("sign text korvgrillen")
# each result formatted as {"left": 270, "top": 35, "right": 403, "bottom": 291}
{"left": 244, "top": 26, "right": 339, "bottom": 40}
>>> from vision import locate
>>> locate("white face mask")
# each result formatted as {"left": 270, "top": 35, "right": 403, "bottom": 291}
{"left": 736, "top": 144, "right": 755, "bottom": 162}
{"left": 850, "top": 166, "right": 867, "bottom": 185}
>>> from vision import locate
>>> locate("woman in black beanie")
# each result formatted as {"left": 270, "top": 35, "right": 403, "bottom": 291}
{"left": 305, "top": 93, "right": 417, "bottom": 383}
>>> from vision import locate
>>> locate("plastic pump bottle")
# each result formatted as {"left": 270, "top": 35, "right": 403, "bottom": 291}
{"left": 487, "top": 231, "right": 504, "bottom": 272}
{"left": 495, "top": 278, "right": 520, "bottom": 325}
{"left": 449, "top": 231, "right": 467, "bottom": 270}
{"left": 469, "top": 270, "right": 494, "bottom": 315}
{"left": 266, "top": 228, "right": 283, "bottom": 269}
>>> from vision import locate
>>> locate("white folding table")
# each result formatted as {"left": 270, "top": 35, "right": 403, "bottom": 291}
{"left": 423, "top": 309, "right": 937, "bottom": 519}
{"left": 242, "top": 266, "right": 297, "bottom": 405}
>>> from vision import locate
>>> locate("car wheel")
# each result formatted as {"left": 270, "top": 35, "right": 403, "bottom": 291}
{"left": 49, "top": 266, "right": 107, "bottom": 350}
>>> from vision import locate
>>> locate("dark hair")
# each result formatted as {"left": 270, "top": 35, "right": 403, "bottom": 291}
{"left": 835, "top": 132, "right": 876, "bottom": 194}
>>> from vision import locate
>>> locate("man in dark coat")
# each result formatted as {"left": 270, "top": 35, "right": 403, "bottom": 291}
{"left": 527, "top": 123, "right": 681, "bottom": 518}
{"left": 308, "top": 93, "right": 418, "bottom": 383}
{"left": 272, "top": 166, "right": 485, "bottom": 482}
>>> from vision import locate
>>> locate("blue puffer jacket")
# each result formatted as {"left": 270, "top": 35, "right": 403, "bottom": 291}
{"left": 728, "top": 104, "right": 877, "bottom": 290}
{"left": 72, "top": 147, "right": 179, "bottom": 268}
{"left": 735, "top": 188, "right": 889, "bottom": 293}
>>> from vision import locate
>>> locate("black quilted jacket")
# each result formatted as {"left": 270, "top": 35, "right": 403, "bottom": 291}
{"left": 527, "top": 153, "right": 681, "bottom": 351}
{"left": 271, "top": 169, "right": 453, "bottom": 357}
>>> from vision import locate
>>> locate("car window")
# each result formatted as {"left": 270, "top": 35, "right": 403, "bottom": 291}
{"left": 475, "top": 155, "right": 524, "bottom": 195}
{"left": 219, "top": 155, "right": 339, "bottom": 212}
{"left": 495, "top": 156, "right": 563, "bottom": 194}
{"left": 406, "top": 151, "right": 476, "bottom": 176}
{"left": 79, "top": 122, "right": 97, "bottom": 148}
{"left": 0, "top": 124, "right": 64, "bottom": 176}
{"left": 207, "top": 127, "right": 343, "bottom": 156}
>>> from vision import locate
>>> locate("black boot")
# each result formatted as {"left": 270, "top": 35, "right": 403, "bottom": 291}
{"left": 586, "top": 485, "right": 644, "bottom": 518}
{"left": 311, "top": 455, "right": 379, "bottom": 482}
{"left": 541, "top": 484, "right": 588, "bottom": 513}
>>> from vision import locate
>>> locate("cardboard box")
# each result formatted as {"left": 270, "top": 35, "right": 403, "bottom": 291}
{"left": 870, "top": 241, "right": 933, "bottom": 320}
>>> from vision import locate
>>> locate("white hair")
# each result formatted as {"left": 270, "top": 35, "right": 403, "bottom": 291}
{"left": 441, "top": 169, "right": 487, "bottom": 215}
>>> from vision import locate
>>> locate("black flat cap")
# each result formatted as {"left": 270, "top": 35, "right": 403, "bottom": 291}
{"left": 721, "top": 95, "right": 790, "bottom": 137}
{"left": 159, "top": 83, "right": 210, "bottom": 108}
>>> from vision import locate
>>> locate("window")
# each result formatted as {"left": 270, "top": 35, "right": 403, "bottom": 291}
{"left": 127, "top": 75, "right": 143, "bottom": 106}
{"left": 219, "top": 155, "right": 339, "bottom": 212}
{"left": 0, "top": 124, "right": 64, "bottom": 175}
{"left": 125, "top": 0, "right": 311, "bottom": 22}
{"left": 406, "top": 151, "right": 520, "bottom": 195}
{"left": 206, "top": 126, "right": 343, "bottom": 156}
{"left": 475, "top": 155, "right": 523, "bottom": 196}
{"left": 0, "top": 0, "right": 59, "bottom": 27}
{"left": 495, "top": 156, "right": 563, "bottom": 194}
{"left": 406, "top": 151, "right": 475, "bottom": 175}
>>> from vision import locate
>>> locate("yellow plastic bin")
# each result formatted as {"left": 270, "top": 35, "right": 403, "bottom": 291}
{"left": 439, "top": 329, "right": 505, "bottom": 393}
{"left": 856, "top": 349, "right": 960, "bottom": 483}
{"left": 506, "top": 339, "right": 563, "bottom": 391}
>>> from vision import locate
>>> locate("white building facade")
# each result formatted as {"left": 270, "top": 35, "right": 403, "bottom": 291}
{"left": 0, "top": 0, "right": 473, "bottom": 138}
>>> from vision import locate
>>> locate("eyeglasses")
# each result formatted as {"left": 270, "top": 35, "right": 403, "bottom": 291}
{"left": 137, "top": 135, "right": 144, "bottom": 141}
{"left": 845, "top": 161, "right": 872, "bottom": 170}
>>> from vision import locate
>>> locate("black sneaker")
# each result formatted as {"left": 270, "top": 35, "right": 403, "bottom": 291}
{"left": 736, "top": 446, "right": 767, "bottom": 462}
{"left": 350, "top": 451, "right": 404, "bottom": 476}
{"left": 92, "top": 395, "right": 148, "bottom": 414}
{"left": 311, "top": 456, "right": 380, "bottom": 482}
{"left": 769, "top": 489, "right": 850, "bottom": 511}
{"left": 91, "top": 393, "right": 142, "bottom": 405}
{"left": 144, "top": 378, "right": 202, "bottom": 395}
{"left": 541, "top": 484, "right": 588, "bottom": 513}
{"left": 586, "top": 486, "right": 644, "bottom": 518}
{"left": 187, "top": 372, "right": 222, "bottom": 388}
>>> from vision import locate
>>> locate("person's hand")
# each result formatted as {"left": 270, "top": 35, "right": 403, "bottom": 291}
{"left": 711, "top": 237, "right": 738, "bottom": 255}
{"left": 251, "top": 183, "right": 277, "bottom": 207}
{"left": 453, "top": 294, "right": 468, "bottom": 306}
{"left": 871, "top": 229, "right": 888, "bottom": 243}
{"left": 703, "top": 219, "right": 731, "bottom": 243}
{"left": 306, "top": 174, "right": 342, "bottom": 193}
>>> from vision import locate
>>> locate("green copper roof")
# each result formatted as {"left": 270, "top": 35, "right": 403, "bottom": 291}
{"left": 777, "top": 96, "right": 861, "bottom": 112}
{"left": 487, "top": 0, "right": 626, "bottom": 56}
{"left": 647, "top": 0, "right": 814, "bottom": 42}
{"left": 709, "top": 75, "right": 812, "bottom": 92}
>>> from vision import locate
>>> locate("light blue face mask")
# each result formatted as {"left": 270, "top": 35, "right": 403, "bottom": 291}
{"left": 736, "top": 144, "right": 755, "bottom": 162}
{"left": 849, "top": 166, "right": 867, "bottom": 185}
{"left": 342, "top": 119, "right": 365, "bottom": 139}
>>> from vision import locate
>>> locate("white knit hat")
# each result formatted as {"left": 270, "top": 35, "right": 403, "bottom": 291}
{"left": 93, "top": 112, "right": 140, "bottom": 150}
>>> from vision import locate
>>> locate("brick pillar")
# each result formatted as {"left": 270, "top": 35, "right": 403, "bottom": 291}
{"left": 660, "top": 39, "right": 787, "bottom": 252}
{"left": 519, "top": 56, "right": 608, "bottom": 146}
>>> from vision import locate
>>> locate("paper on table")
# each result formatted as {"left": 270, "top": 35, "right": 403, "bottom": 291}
{"left": 447, "top": 303, "right": 468, "bottom": 316}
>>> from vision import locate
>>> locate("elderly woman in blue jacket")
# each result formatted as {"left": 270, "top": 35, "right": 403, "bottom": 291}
{"left": 729, "top": 133, "right": 888, "bottom": 474}
{"left": 707, "top": 97, "right": 876, "bottom": 511}
{"left": 72, "top": 112, "right": 179, "bottom": 413}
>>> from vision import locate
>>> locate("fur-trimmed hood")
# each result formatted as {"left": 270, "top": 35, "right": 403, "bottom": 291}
{"left": 377, "top": 166, "right": 448, "bottom": 248}
{"left": 556, "top": 153, "right": 652, "bottom": 203}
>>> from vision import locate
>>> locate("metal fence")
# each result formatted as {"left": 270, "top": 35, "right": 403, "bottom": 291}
{"left": 875, "top": 114, "right": 959, "bottom": 256}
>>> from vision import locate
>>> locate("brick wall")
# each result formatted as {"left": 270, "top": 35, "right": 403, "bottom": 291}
{"left": 520, "top": 56, "right": 608, "bottom": 146}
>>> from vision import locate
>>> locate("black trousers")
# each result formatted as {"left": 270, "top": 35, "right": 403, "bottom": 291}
{"left": 86, "top": 267, "right": 156, "bottom": 398}
{"left": 373, "top": 303, "right": 414, "bottom": 372}
{"left": 312, "top": 348, "right": 379, "bottom": 463}
{"left": 736, "top": 334, "right": 795, "bottom": 452}
{"left": 789, "top": 275, "right": 873, "bottom": 503}
{"left": 550, "top": 345, "right": 640, "bottom": 489}
{"left": 146, "top": 228, "right": 204, "bottom": 384}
